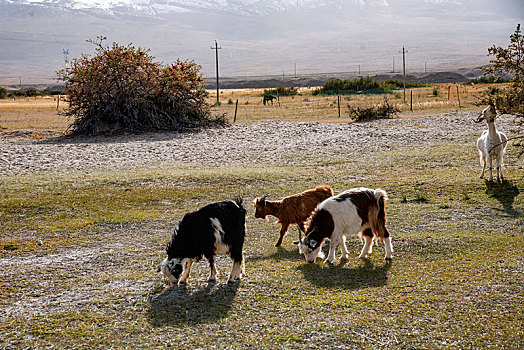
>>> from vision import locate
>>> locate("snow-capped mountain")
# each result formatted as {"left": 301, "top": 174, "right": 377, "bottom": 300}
{"left": 3, "top": 0, "right": 391, "bottom": 17}
{"left": 0, "top": 0, "right": 522, "bottom": 85}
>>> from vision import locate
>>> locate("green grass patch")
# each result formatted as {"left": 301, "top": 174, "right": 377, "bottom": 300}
{"left": 1, "top": 131, "right": 523, "bottom": 349}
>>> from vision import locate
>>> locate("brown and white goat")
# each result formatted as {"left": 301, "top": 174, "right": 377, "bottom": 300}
{"left": 296, "top": 187, "right": 393, "bottom": 263}
{"left": 254, "top": 185, "right": 334, "bottom": 247}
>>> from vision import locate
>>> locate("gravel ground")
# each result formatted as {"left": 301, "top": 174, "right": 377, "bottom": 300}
{"left": 0, "top": 112, "right": 516, "bottom": 177}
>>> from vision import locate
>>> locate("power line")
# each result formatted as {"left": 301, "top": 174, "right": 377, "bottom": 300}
{"left": 0, "top": 36, "right": 72, "bottom": 45}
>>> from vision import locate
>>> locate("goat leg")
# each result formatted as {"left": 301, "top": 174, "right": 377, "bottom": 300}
{"left": 275, "top": 224, "right": 289, "bottom": 247}
{"left": 487, "top": 156, "right": 494, "bottom": 182}
{"left": 496, "top": 157, "right": 503, "bottom": 182}
{"left": 208, "top": 256, "right": 217, "bottom": 282}
{"left": 479, "top": 154, "right": 486, "bottom": 179}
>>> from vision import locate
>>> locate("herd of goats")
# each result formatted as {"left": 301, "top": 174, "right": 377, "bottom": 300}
{"left": 158, "top": 104, "right": 508, "bottom": 285}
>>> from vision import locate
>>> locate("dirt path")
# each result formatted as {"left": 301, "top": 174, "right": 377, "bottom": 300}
{"left": 0, "top": 112, "right": 515, "bottom": 177}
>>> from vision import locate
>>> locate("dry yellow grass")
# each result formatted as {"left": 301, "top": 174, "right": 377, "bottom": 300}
{"left": 0, "top": 95, "right": 70, "bottom": 131}
{"left": 208, "top": 83, "right": 504, "bottom": 123}
{"left": 0, "top": 83, "right": 505, "bottom": 131}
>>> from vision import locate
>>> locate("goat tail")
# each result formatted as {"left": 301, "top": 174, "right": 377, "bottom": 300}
{"left": 373, "top": 188, "right": 388, "bottom": 202}
{"left": 370, "top": 189, "right": 390, "bottom": 242}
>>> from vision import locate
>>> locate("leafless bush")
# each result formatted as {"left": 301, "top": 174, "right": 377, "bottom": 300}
{"left": 347, "top": 98, "right": 400, "bottom": 122}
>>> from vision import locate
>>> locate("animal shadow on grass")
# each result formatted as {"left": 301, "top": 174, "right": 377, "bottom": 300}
{"left": 149, "top": 282, "right": 239, "bottom": 327}
{"left": 297, "top": 259, "right": 392, "bottom": 290}
{"left": 485, "top": 180, "right": 522, "bottom": 216}
{"left": 247, "top": 247, "right": 303, "bottom": 263}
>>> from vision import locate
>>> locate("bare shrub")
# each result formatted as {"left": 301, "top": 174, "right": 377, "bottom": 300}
{"left": 347, "top": 98, "right": 400, "bottom": 122}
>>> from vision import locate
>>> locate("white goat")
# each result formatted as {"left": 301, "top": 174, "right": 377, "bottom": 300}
{"left": 475, "top": 104, "right": 508, "bottom": 182}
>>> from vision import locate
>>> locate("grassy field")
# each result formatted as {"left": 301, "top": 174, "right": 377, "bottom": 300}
{"left": 0, "top": 83, "right": 505, "bottom": 130}
{"left": 1, "top": 87, "right": 523, "bottom": 349}
{"left": 0, "top": 95, "right": 70, "bottom": 131}
{"left": 209, "top": 83, "right": 498, "bottom": 123}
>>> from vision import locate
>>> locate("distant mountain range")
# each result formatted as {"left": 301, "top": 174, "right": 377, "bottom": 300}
{"left": 1, "top": 0, "right": 522, "bottom": 85}
{"left": 2, "top": 0, "right": 391, "bottom": 16}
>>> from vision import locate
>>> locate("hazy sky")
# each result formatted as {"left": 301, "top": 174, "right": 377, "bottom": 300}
{"left": 0, "top": 0, "right": 523, "bottom": 83}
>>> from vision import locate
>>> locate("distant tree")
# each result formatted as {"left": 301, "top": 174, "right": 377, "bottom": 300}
{"left": 482, "top": 24, "right": 524, "bottom": 154}
{"left": 12, "top": 90, "right": 26, "bottom": 97}
{"left": 58, "top": 36, "right": 226, "bottom": 135}
{"left": 381, "top": 80, "right": 426, "bottom": 89}
{"left": 0, "top": 88, "right": 7, "bottom": 99}
{"left": 25, "top": 89, "right": 38, "bottom": 97}
{"left": 468, "top": 75, "right": 510, "bottom": 84}
{"left": 263, "top": 85, "right": 298, "bottom": 97}
{"left": 313, "top": 77, "right": 387, "bottom": 95}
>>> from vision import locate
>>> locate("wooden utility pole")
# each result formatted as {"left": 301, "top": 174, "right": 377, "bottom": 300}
{"left": 400, "top": 47, "right": 408, "bottom": 103}
{"left": 392, "top": 56, "right": 395, "bottom": 73}
{"left": 337, "top": 91, "right": 341, "bottom": 118}
{"left": 211, "top": 40, "right": 221, "bottom": 105}
{"left": 234, "top": 99, "right": 239, "bottom": 123}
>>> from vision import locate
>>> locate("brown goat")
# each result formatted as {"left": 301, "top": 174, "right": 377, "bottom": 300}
{"left": 253, "top": 185, "right": 334, "bottom": 247}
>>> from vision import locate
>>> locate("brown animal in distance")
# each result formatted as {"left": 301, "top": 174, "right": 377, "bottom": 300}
{"left": 253, "top": 185, "right": 334, "bottom": 247}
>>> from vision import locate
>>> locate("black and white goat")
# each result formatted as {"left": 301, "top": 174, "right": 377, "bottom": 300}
{"left": 475, "top": 104, "right": 508, "bottom": 182}
{"left": 296, "top": 188, "right": 393, "bottom": 263}
{"left": 159, "top": 199, "right": 246, "bottom": 284}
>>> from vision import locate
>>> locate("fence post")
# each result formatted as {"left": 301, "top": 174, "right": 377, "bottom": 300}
{"left": 410, "top": 90, "right": 413, "bottom": 112}
{"left": 456, "top": 86, "right": 461, "bottom": 108}
{"left": 234, "top": 99, "right": 238, "bottom": 123}
{"left": 56, "top": 95, "right": 60, "bottom": 111}
{"left": 338, "top": 90, "right": 341, "bottom": 118}
{"left": 447, "top": 86, "right": 451, "bottom": 100}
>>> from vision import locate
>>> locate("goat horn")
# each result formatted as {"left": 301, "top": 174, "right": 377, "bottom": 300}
{"left": 260, "top": 194, "right": 269, "bottom": 200}
{"left": 474, "top": 114, "right": 484, "bottom": 123}
{"left": 298, "top": 226, "right": 303, "bottom": 241}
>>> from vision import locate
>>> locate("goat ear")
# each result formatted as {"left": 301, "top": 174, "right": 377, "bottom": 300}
{"left": 475, "top": 116, "right": 484, "bottom": 123}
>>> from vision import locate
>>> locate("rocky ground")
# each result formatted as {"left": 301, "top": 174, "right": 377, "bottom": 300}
{"left": 0, "top": 112, "right": 517, "bottom": 177}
